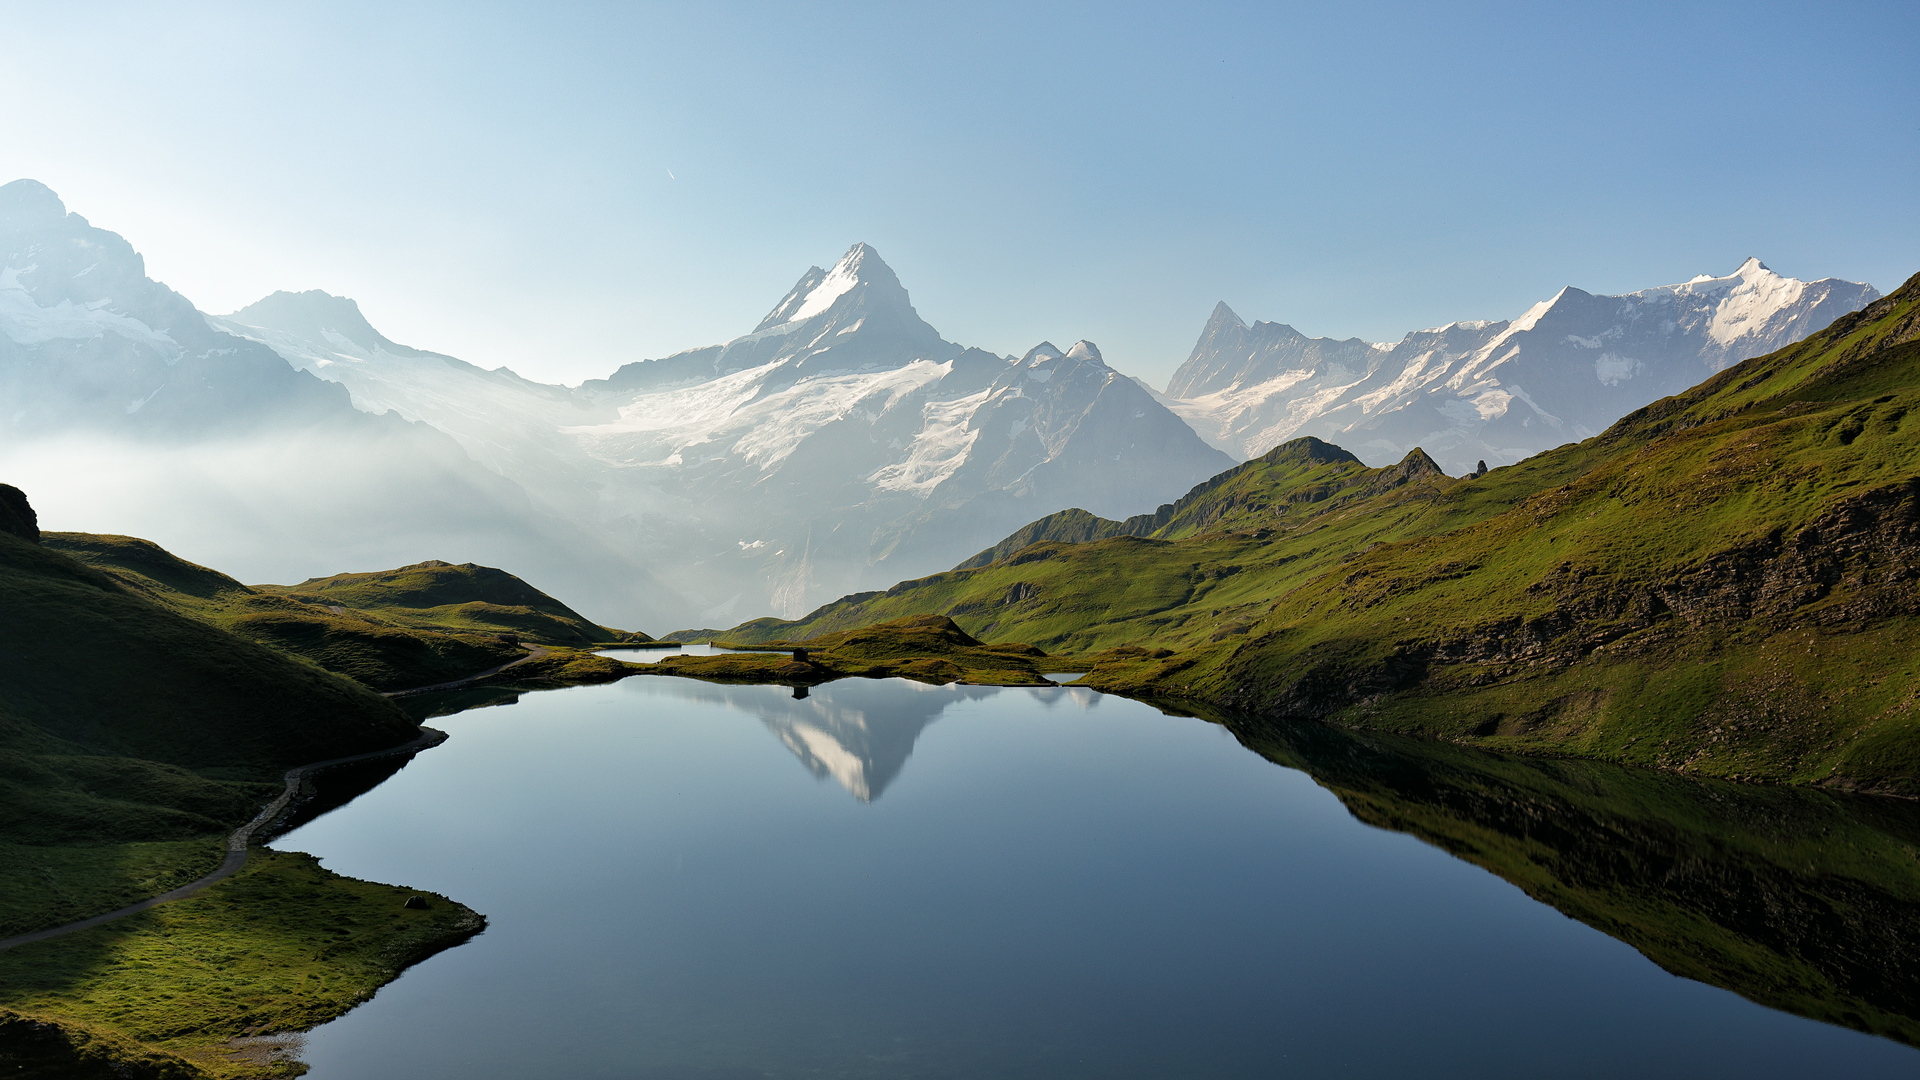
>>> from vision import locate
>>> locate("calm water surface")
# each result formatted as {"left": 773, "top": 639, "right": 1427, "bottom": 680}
{"left": 276, "top": 678, "right": 1918, "bottom": 1078}
{"left": 595, "top": 644, "right": 758, "bottom": 664}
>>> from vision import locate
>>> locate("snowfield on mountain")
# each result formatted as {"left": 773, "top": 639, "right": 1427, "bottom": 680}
{"left": 1165, "top": 258, "right": 1879, "bottom": 475}
{"left": 216, "top": 244, "right": 1235, "bottom": 624}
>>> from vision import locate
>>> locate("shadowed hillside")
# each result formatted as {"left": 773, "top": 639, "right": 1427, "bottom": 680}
{"left": 46, "top": 535, "right": 635, "bottom": 692}
{"left": 0, "top": 490, "right": 494, "bottom": 1077}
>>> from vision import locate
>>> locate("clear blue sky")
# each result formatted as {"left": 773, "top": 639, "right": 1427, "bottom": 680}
{"left": 5, "top": 0, "right": 1915, "bottom": 387}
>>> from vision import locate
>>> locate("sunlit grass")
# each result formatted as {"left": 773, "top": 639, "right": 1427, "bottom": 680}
{"left": 0, "top": 849, "right": 483, "bottom": 1078}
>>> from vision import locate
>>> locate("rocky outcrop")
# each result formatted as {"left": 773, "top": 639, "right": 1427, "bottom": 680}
{"left": 0, "top": 484, "right": 37, "bottom": 543}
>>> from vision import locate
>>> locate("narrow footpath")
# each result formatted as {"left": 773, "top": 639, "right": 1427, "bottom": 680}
{"left": 0, "top": 643, "right": 553, "bottom": 952}
{"left": 0, "top": 726, "right": 447, "bottom": 952}
{"left": 384, "top": 644, "right": 550, "bottom": 698}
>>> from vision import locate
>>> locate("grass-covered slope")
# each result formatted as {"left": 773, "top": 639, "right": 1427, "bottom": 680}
{"left": 1, "top": 513, "right": 483, "bottom": 1076}
{"left": 949, "top": 436, "right": 1371, "bottom": 569}
{"left": 0, "top": 851, "right": 482, "bottom": 1079}
{"left": 46, "top": 536, "right": 632, "bottom": 692}
{"left": 715, "top": 437, "right": 1520, "bottom": 655}
{"left": 1, "top": 532, "right": 418, "bottom": 793}
{"left": 714, "top": 272, "right": 1920, "bottom": 791}
{"left": 254, "top": 559, "right": 634, "bottom": 646}
{"left": 1, "top": 518, "right": 421, "bottom": 924}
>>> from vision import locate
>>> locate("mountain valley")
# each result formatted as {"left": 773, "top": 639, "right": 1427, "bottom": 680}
{"left": 211, "top": 243, "right": 1236, "bottom": 626}
{"left": 3, "top": 169, "right": 1915, "bottom": 1078}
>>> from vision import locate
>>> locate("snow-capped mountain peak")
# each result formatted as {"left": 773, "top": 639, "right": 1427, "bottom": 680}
{"left": 593, "top": 243, "right": 955, "bottom": 396}
{"left": 1020, "top": 341, "right": 1065, "bottom": 365}
{"left": 226, "top": 290, "right": 403, "bottom": 358}
{"left": 1619, "top": 256, "right": 1829, "bottom": 350}
{"left": 755, "top": 242, "right": 906, "bottom": 332}
{"left": 1063, "top": 340, "right": 1104, "bottom": 364}
{"left": 1165, "top": 259, "right": 1879, "bottom": 475}
{"left": 0, "top": 179, "right": 70, "bottom": 230}
{"left": 1202, "top": 300, "right": 1247, "bottom": 335}
{"left": 208, "top": 237, "right": 1232, "bottom": 623}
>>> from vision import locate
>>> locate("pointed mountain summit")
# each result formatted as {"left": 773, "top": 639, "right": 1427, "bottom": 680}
{"left": 1166, "top": 306, "right": 1380, "bottom": 401}
{"left": 184, "top": 232, "right": 1233, "bottom": 626}
{"left": 1020, "top": 341, "right": 1065, "bottom": 364}
{"left": 1205, "top": 301, "right": 1247, "bottom": 333}
{"left": 592, "top": 242, "right": 956, "bottom": 395}
{"left": 756, "top": 243, "right": 914, "bottom": 330}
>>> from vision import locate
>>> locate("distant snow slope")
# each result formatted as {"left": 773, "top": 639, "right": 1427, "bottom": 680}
{"left": 1167, "top": 258, "right": 1879, "bottom": 473}
{"left": 0, "top": 179, "right": 674, "bottom": 629}
{"left": 222, "top": 244, "right": 1233, "bottom": 625}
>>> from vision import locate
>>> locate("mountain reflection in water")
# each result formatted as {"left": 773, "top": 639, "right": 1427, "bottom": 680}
{"left": 647, "top": 678, "right": 1103, "bottom": 801}
{"left": 645, "top": 676, "right": 1920, "bottom": 1044}
{"left": 1211, "top": 710, "right": 1920, "bottom": 1046}
{"left": 279, "top": 678, "right": 1920, "bottom": 1075}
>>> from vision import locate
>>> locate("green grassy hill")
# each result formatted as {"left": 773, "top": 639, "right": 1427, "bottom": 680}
{"left": 0, "top": 507, "right": 490, "bottom": 1076}
{"left": 254, "top": 559, "right": 634, "bottom": 646}
{"left": 46, "top": 536, "right": 636, "bottom": 692}
{"left": 0, "top": 522, "right": 421, "bottom": 933}
{"left": 711, "top": 271, "right": 1920, "bottom": 792}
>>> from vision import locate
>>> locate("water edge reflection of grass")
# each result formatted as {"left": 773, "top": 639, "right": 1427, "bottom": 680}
{"left": 1220, "top": 709, "right": 1920, "bottom": 1046}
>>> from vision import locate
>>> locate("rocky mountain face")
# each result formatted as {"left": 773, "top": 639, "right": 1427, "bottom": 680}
{"left": 0, "top": 180, "right": 344, "bottom": 437}
{"left": 219, "top": 243, "right": 1234, "bottom": 626}
{"left": 1166, "top": 259, "right": 1880, "bottom": 474}
{"left": 0, "top": 180, "right": 672, "bottom": 628}
{"left": 724, "top": 269, "right": 1920, "bottom": 796}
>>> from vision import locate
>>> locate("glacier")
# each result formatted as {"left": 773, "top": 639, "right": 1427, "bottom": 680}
{"left": 215, "top": 243, "right": 1235, "bottom": 626}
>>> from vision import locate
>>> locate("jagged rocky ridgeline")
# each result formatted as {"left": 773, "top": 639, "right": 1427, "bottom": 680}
{"left": 0, "top": 178, "right": 1236, "bottom": 628}
{"left": 209, "top": 241, "right": 1236, "bottom": 625}
{"left": 0, "top": 174, "right": 1882, "bottom": 632}
{"left": 1162, "top": 259, "right": 1879, "bottom": 476}
{"left": 702, "top": 271, "right": 1920, "bottom": 793}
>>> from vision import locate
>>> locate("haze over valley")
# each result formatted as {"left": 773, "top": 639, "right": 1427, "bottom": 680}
{"left": 0, "top": 179, "right": 1881, "bottom": 631}
{"left": 4, "top": 4, "right": 1917, "bottom": 1077}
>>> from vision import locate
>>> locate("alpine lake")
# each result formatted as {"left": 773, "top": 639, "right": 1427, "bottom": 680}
{"left": 266, "top": 646, "right": 1920, "bottom": 1078}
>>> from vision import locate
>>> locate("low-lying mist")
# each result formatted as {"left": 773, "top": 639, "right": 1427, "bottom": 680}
{"left": 1, "top": 432, "right": 679, "bottom": 633}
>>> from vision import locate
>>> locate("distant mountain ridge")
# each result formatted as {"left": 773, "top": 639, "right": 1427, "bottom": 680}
{"left": 714, "top": 268, "right": 1920, "bottom": 800}
{"left": 0, "top": 180, "right": 346, "bottom": 437}
{"left": 218, "top": 242, "right": 1235, "bottom": 624}
{"left": 0, "top": 178, "right": 675, "bottom": 629}
{"left": 1166, "top": 258, "right": 1879, "bottom": 474}
{"left": 7, "top": 172, "right": 1880, "bottom": 632}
